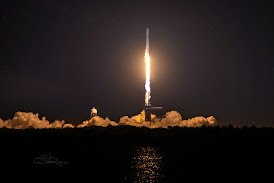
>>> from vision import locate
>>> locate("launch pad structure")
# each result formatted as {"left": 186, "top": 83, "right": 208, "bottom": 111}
{"left": 145, "top": 104, "right": 163, "bottom": 122}
{"left": 145, "top": 104, "right": 152, "bottom": 122}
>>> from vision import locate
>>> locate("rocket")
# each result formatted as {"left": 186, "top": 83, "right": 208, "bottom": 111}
{"left": 144, "top": 27, "right": 163, "bottom": 122}
{"left": 145, "top": 27, "right": 151, "bottom": 106}
{"left": 146, "top": 28, "right": 149, "bottom": 55}
{"left": 145, "top": 27, "right": 152, "bottom": 122}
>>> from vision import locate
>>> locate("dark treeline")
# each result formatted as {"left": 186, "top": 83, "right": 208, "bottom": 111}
{"left": 1, "top": 126, "right": 274, "bottom": 182}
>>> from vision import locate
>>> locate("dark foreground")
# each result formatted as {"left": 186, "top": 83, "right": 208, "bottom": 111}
{"left": 1, "top": 126, "right": 274, "bottom": 183}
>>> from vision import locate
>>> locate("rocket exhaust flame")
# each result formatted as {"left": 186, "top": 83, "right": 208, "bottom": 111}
{"left": 144, "top": 50, "right": 150, "bottom": 105}
{"left": 145, "top": 28, "right": 151, "bottom": 105}
{"left": 144, "top": 28, "right": 151, "bottom": 122}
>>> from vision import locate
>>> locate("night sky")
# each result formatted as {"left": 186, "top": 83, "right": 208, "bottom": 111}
{"left": 0, "top": 0, "right": 273, "bottom": 127}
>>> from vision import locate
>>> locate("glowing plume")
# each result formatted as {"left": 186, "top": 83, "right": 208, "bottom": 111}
{"left": 145, "top": 28, "right": 151, "bottom": 105}
{"left": 144, "top": 50, "right": 151, "bottom": 104}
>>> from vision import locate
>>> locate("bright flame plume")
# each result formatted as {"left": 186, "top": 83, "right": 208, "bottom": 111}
{"left": 144, "top": 50, "right": 151, "bottom": 105}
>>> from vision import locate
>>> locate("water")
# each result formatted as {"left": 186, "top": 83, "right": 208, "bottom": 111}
{"left": 128, "top": 146, "right": 165, "bottom": 183}
{"left": 2, "top": 128, "right": 272, "bottom": 182}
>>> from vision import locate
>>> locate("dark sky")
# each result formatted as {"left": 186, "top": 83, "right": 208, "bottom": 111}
{"left": 0, "top": 0, "right": 273, "bottom": 127}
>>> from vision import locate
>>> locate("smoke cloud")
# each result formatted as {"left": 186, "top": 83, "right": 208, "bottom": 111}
{"left": 0, "top": 110, "right": 217, "bottom": 129}
{"left": 77, "top": 116, "right": 118, "bottom": 128}
{"left": 117, "top": 110, "right": 217, "bottom": 128}
{"left": 0, "top": 112, "right": 73, "bottom": 129}
{"left": 63, "top": 123, "right": 75, "bottom": 128}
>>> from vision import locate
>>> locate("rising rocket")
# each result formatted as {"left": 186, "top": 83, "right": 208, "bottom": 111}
{"left": 144, "top": 27, "right": 151, "bottom": 106}
{"left": 144, "top": 27, "right": 151, "bottom": 121}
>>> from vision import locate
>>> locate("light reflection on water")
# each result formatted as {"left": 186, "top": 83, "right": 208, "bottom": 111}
{"left": 129, "top": 146, "right": 164, "bottom": 182}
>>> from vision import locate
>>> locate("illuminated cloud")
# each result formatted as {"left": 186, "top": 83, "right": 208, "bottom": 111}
{"left": 0, "top": 112, "right": 65, "bottom": 129}
{"left": 118, "top": 110, "right": 217, "bottom": 128}
{"left": 63, "top": 123, "right": 75, "bottom": 128}
{"left": 180, "top": 116, "right": 217, "bottom": 127}
{"left": 119, "top": 110, "right": 156, "bottom": 127}
{"left": 0, "top": 110, "right": 217, "bottom": 129}
{"left": 77, "top": 116, "right": 118, "bottom": 128}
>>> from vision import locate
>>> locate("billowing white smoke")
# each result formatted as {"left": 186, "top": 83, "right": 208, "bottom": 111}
{"left": 77, "top": 116, "right": 118, "bottom": 128}
{"left": 118, "top": 110, "right": 217, "bottom": 128}
{"left": 119, "top": 110, "right": 156, "bottom": 128}
{"left": 63, "top": 123, "right": 75, "bottom": 128}
{"left": 0, "top": 110, "right": 217, "bottom": 129}
{"left": 181, "top": 116, "right": 217, "bottom": 127}
{"left": 0, "top": 112, "right": 74, "bottom": 129}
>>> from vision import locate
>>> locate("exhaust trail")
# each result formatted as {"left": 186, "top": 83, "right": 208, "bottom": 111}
{"left": 144, "top": 27, "right": 151, "bottom": 106}
{"left": 144, "top": 28, "right": 152, "bottom": 121}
